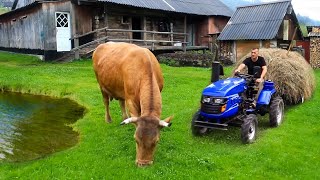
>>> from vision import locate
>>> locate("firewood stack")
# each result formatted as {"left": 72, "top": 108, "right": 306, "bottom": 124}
{"left": 310, "top": 37, "right": 320, "bottom": 68}
{"left": 309, "top": 27, "right": 320, "bottom": 68}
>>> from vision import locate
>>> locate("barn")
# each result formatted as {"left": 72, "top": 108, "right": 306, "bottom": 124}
{"left": 217, "top": 0, "right": 304, "bottom": 63}
{"left": 0, "top": 0, "right": 233, "bottom": 60}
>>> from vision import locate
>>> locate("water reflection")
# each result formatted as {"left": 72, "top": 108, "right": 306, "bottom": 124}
{"left": 0, "top": 92, "right": 85, "bottom": 162}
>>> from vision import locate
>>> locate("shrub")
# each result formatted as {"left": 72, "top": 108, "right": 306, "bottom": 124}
{"left": 157, "top": 51, "right": 215, "bottom": 67}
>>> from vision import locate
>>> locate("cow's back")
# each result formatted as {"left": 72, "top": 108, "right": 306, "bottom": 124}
{"left": 92, "top": 42, "right": 163, "bottom": 100}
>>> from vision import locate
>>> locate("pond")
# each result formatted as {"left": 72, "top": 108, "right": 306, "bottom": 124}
{"left": 0, "top": 92, "right": 85, "bottom": 162}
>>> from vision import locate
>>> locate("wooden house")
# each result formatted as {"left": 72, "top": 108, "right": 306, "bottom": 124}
{"left": 217, "top": 0, "right": 304, "bottom": 63}
{"left": 0, "top": 0, "right": 233, "bottom": 60}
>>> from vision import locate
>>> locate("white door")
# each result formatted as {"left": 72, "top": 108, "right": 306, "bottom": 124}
{"left": 55, "top": 12, "right": 71, "bottom": 52}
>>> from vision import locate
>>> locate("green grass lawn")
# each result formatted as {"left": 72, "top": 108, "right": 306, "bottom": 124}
{"left": 0, "top": 7, "right": 9, "bottom": 15}
{"left": 0, "top": 52, "right": 319, "bottom": 179}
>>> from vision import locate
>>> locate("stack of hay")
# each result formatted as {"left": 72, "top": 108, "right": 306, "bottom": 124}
{"left": 233, "top": 48, "right": 316, "bottom": 104}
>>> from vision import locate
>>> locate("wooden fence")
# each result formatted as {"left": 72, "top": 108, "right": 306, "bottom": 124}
{"left": 70, "top": 27, "right": 189, "bottom": 59}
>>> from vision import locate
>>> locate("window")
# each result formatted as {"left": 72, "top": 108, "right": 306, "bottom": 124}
{"left": 158, "top": 19, "right": 170, "bottom": 32}
{"left": 56, "top": 12, "right": 69, "bottom": 27}
{"left": 122, "top": 16, "right": 130, "bottom": 24}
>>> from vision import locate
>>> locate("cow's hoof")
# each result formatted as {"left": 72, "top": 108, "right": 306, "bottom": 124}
{"left": 136, "top": 160, "right": 153, "bottom": 167}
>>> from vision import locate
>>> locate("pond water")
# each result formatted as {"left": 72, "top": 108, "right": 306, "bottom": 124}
{"left": 0, "top": 92, "right": 85, "bottom": 162}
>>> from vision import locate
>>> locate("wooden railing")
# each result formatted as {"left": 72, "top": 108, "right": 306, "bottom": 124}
{"left": 70, "top": 27, "right": 188, "bottom": 59}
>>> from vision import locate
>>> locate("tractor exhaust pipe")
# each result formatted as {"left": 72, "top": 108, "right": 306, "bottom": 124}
{"left": 211, "top": 61, "right": 223, "bottom": 83}
{"left": 210, "top": 43, "right": 224, "bottom": 83}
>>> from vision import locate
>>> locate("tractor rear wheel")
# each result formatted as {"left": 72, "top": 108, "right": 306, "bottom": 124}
{"left": 191, "top": 110, "right": 208, "bottom": 136}
{"left": 241, "top": 114, "right": 258, "bottom": 144}
{"left": 269, "top": 96, "right": 284, "bottom": 127}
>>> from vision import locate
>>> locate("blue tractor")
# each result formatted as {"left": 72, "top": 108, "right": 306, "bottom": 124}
{"left": 191, "top": 62, "right": 284, "bottom": 143}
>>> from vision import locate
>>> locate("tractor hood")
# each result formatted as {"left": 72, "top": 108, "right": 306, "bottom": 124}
{"left": 203, "top": 77, "right": 246, "bottom": 97}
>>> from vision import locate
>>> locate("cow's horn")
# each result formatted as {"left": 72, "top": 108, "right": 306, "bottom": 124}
{"left": 120, "top": 117, "right": 138, "bottom": 125}
{"left": 159, "top": 120, "right": 172, "bottom": 127}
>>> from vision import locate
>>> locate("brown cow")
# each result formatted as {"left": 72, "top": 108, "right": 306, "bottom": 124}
{"left": 92, "top": 42, "right": 173, "bottom": 166}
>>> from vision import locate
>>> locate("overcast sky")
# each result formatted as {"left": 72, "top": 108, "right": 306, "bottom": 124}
{"left": 259, "top": 0, "right": 320, "bottom": 21}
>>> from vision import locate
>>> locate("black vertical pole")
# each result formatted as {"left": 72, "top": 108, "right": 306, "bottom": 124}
{"left": 211, "top": 61, "right": 220, "bottom": 83}
{"left": 211, "top": 43, "right": 220, "bottom": 83}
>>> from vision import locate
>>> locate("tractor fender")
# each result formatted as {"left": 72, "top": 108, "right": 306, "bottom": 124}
{"left": 257, "top": 89, "right": 276, "bottom": 105}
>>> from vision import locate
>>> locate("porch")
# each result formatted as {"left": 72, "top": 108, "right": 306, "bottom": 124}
{"left": 70, "top": 27, "right": 209, "bottom": 59}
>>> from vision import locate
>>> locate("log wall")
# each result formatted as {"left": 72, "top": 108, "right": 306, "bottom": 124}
{"left": 101, "top": 11, "right": 186, "bottom": 45}
{"left": 90, "top": 4, "right": 191, "bottom": 45}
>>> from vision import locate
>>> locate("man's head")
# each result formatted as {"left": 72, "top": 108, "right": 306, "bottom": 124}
{"left": 251, "top": 48, "right": 259, "bottom": 61}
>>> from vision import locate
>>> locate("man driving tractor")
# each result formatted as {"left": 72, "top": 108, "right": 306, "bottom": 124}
{"left": 234, "top": 48, "right": 267, "bottom": 105}
{"left": 234, "top": 48, "right": 267, "bottom": 83}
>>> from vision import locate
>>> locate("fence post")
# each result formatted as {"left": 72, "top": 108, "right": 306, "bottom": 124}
{"left": 74, "top": 36, "right": 80, "bottom": 60}
{"left": 143, "top": 17, "right": 147, "bottom": 45}
{"left": 170, "top": 23, "right": 173, "bottom": 46}
{"left": 152, "top": 31, "right": 155, "bottom": 51}
{"left": 183, "top": 16, "right": 187, "bottom": 52}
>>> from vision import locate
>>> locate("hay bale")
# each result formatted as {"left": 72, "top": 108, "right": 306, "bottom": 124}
{"left": 233, "top": 48, "right": 316, "bottom": 104}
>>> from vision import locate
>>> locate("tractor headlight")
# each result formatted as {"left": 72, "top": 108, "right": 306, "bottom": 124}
{"left": 202, "top": 96, "right": 227, "bottom": 104}
{"left": 214, "top": 98, "right": 225, "bottom": 104}
{"left": 202, "top": 96, "right": 211, "bottom": 103}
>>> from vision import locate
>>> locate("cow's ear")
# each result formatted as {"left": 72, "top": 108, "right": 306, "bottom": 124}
{"left": 159, "top": 116, "right": 173, "bottom": 127}
{"left": 120, "top": 117, "right": 138, "bottom": 125}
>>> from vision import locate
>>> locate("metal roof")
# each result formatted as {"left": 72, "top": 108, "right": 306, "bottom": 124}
{"left": 1, "top": 1, "right": 13, "bottom": 8}
{"left": 99, "top": 0, "right": 233, "bottom": 16}
{"left": 308, "top": 32, "right": 320, "bottom": 37}
{"left": 218, "top": 0, "right": 292, "bottom": 40}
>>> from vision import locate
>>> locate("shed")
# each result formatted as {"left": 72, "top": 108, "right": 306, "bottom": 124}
{"left": 217, "top": 0, "right": 303, "bottom": 63}
{"left": 0, "top": 0, "right": 233, "bottom": 60}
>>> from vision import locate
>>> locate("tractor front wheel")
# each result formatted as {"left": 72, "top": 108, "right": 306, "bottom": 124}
{"left": 269, "top": 96, "right": 284, "bottom": 127}
{"left": 191, "top": 110, "right": 208, "bottom": 136}
{"left": 241, "top": 114, "right": 258, "bottom": 144}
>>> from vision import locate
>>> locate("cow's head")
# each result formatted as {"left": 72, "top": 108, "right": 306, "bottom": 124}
{"left": 120, "top": 115, "right": 173, "bottom": 167}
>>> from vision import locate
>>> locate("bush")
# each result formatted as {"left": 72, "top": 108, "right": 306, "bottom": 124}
{"left": 157, "top": 51, "right": 215, "bottom": 67}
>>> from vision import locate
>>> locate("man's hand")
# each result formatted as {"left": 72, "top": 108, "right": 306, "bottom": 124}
{"left": 234, "top": 70, "right": 240, "bottom": 76}
{"left": 234, "top": 64, "right": 246, "bottom": 76}
{"left": 256, "top": 78, "right": 264, "bottom": 83}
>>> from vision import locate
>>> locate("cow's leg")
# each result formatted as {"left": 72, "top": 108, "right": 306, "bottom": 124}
{"left": 101, "top": 90, "right": 112, "bottom": 123}
{"left": 119, "top": 100, "right": 129, "bottom": 120}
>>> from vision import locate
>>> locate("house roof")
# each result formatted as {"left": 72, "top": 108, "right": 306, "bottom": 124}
{"left": 218, "top": 0, "right": 296, "bottom": 40}
{"left": 307, "top": 26, "right": 320, "bottom": 37}
{"left": 99, "top": 0, "right": 233, "bottom": 17}
{"left": 1, "top": 0, "right": 233, "bottom": 19}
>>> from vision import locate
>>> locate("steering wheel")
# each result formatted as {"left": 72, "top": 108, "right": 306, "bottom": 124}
{"left": 234, "top": 72, "right": 253, "bottom": 79}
